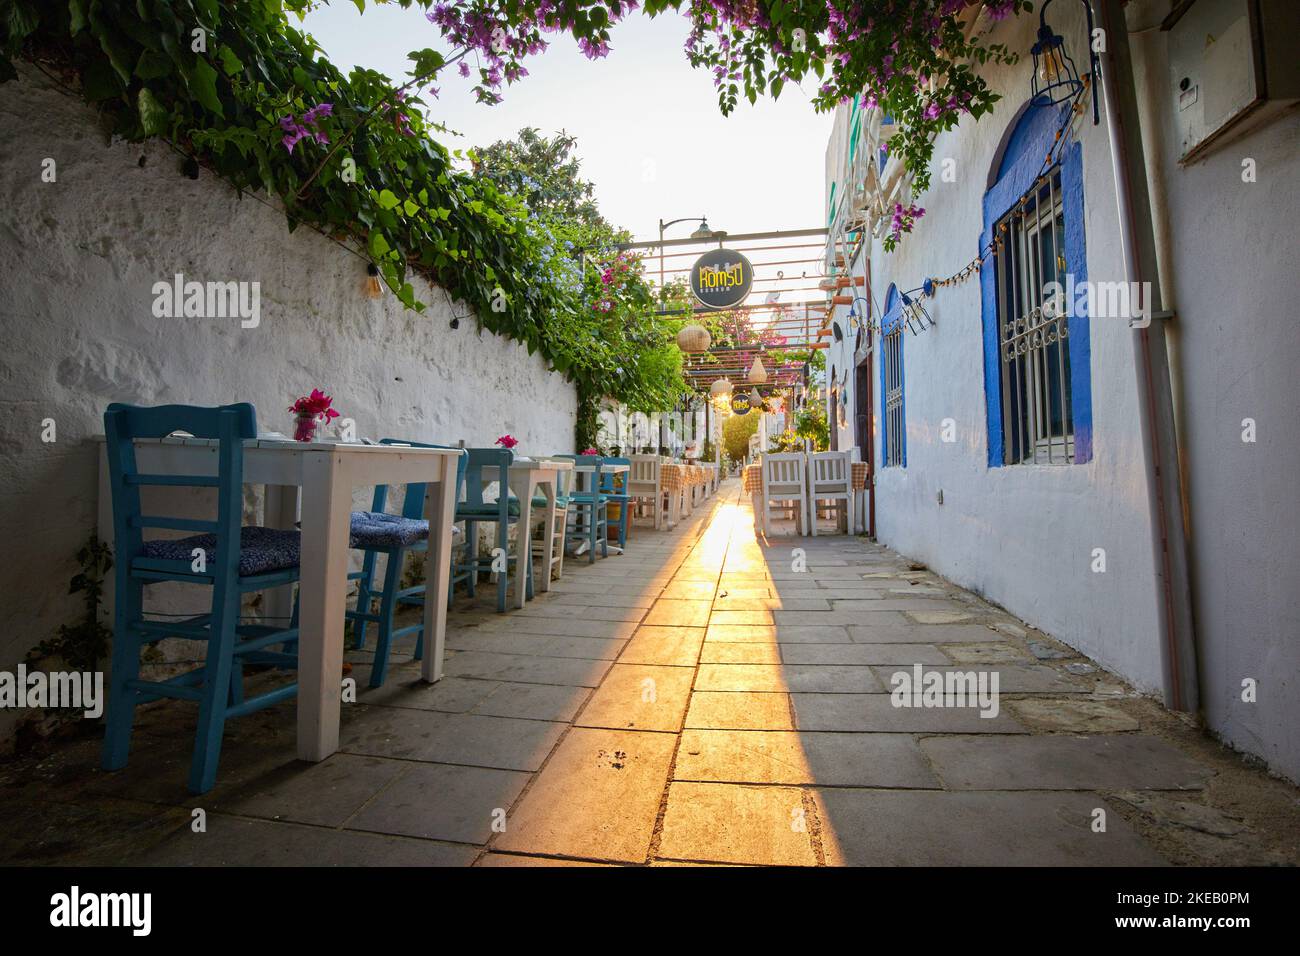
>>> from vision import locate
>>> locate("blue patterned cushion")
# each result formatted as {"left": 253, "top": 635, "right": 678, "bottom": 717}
{"left": 139, "top": 526, "right": 301, "bottom": 576}
{"left": 350, "top": 511, "right": 429, "bottom": 549}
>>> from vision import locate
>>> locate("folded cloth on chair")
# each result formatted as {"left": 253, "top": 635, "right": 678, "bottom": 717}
{"left": 349, "top": 511, "right": 429, "bottom": 549}
{"left": 140, "top": 526, "right": 301, "bottom": 576}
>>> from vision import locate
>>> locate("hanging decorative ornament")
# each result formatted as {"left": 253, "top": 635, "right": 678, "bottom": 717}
{"left": 710, "top": 377, "right": 733, "bottom": 399}
{"left": 677, "top": 324, "right": 712, "bottom": 353}
{"left": 749, "top": 387, "right": 762, "bottom": 407}
{"left": 747, "top": 354, "right": 767, "bottom": 384}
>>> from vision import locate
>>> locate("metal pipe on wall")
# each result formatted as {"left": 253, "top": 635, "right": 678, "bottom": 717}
{"left": 1097, "top": 0, "right": 1199, "bottom": 712}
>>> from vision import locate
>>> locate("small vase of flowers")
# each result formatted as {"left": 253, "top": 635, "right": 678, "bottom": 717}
{"left": 495, "top": 434, "right": 519, "bottom": 455}
{"left": 290, "top": 388, "right": 341, "bottom": 442}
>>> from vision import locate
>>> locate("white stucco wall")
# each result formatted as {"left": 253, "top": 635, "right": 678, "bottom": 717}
{"left": 824, "top": 5, "right": 1300, "bottom": 782}
{"left": 1129, "top": 8, "right": 1300, "bottom": 781}
{"left": 826, "top": 7, "right": 1165, "bottom": 694}
{"left": 0, "top": 68, "right": 577, "bottom": 747}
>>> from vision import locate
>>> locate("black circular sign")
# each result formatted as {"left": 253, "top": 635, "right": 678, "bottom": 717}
{"left": 690, "top": 248, "right": 753, "bottom": 310}
{"left": 730, "top": 393, "right": 752, "bottom": 416}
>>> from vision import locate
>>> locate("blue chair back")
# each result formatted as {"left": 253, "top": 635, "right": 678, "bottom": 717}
{"left": 463, "top": 447, "right": 515, "bottom": 514}
{"left": 558, "top": 454, "right": 603, "bottom": 496}
{"left": 103, "top": 403, "right": 257, "bottom": 580}
{"left": 600, "top": 457, "right": 631, "bottom": 494}
{"left": 371, "top": 439, "right": 468, "bottom": 518}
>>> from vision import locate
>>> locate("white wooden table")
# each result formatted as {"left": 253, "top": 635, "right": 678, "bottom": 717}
{"left": 96, "top": 436, "right": 460, "bottom": 762}
{"left": 478, "top": 458, "right": 573, "bottom": 609}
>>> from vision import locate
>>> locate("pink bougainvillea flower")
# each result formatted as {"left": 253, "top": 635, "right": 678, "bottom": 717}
{"left": 495, "top": 434, "right": 519, "bottom": 449}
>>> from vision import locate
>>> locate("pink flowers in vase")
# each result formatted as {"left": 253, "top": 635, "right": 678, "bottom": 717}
{"left": 290, "top": 388, "right": 341, "bottom": 442}
{"left": 581, "top": 447, "right": 599, "bottom": 456}
{"left": 495, "top": 434, "right": 519, "bottom": 450}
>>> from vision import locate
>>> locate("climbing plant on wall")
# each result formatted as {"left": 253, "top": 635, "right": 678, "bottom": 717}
{"left": 0, "top": 0, "right": 685, "bottom": 413}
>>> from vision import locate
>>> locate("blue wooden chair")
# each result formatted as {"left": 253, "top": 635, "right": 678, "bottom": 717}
{"left": 101, "top": 403, "right": 300, "bottom": 795}
{"left": 348, "top": 441, "right": 468, "bottom": 688}
{"left": 599, "top": 456, "right": 633, "bottom": 548}
{"left": 558, "top": 454, "right": 609, "bottom": 563}
{"left": 458, "top": 447, "right": 533, "bottom": 612}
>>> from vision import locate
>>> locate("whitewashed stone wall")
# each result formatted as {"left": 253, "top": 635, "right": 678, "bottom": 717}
{"left": 0, "top": 67, "right": 577, "bottom": 749}
{"left": 823, "top": 5, "right": 1300, "bottom": 782}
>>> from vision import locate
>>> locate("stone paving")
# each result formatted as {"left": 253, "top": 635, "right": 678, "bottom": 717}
{"left": 2, "top": 480, "right": 1298, "bottom": 866}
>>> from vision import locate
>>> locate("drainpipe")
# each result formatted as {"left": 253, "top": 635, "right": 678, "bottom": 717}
{"left": 1097, "top": 0, "right": 1198, "bottom": 712}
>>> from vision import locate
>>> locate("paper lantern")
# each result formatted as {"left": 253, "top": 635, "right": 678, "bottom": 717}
{"left": 677, "top": 324, "right": 712, "bottom": 353}
{"left": 749, "top": 388, "right": 762, "bottom": 406}
{"left": 710, "top": 378, "right": 733, "bottom": 399}
{"left": 747, "top": 355, "right": 767, "bottom": 384}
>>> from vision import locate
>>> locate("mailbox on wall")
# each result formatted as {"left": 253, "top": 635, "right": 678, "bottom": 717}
{"left": 1166, "top": 0, "right": 1300, "bottom": 163}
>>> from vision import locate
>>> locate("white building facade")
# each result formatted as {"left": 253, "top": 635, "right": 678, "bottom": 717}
{"left": 822, "top": 0, "right": 1299, "bottom": 781}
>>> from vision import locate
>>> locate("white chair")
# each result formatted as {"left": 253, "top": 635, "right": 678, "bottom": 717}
{"left": 807, "top": 450, "right": 854, "bottom": 537}
{"left": 760, "top": 453, "right": 809, "bottom": 536}
{"left": 531, "top": 458, "right": 572, "bottom": 582}
{"left": 626, "top": 454, "right": 665, "bottom": 529}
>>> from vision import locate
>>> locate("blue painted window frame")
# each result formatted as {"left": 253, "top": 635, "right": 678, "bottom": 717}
{"left": 879, "top": 284, "right": 906, "bottom": 468}
{"left": 979, "top": 102, "right": 1093, "bottom": 466}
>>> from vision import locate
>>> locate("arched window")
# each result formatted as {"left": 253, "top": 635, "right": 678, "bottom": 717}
{"left": 879, "top": 284, "right": 906, "bottom": 468}
{"left": 979, "top": 101, "right": 1093, "bottom": 466}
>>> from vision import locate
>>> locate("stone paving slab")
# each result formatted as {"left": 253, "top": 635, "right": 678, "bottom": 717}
{"left": 685, "top": 691, "right": 795, "bottom": 730}
{"left": 217, "top": 753, "right": 406, "bottom": 828}
{"left": 575, "top": 663, "right": 695, "bottom": 732}
{"left": 513, "top": 602, "right": 646, "bottom": 622}
{"left": 774, "top": 610, "right": 909, "bottom": 625}
{"left": 779, "top": 643, "right": 950, "bottom": 665}
{"left": 142, "top": 816, "right": 480, "bottom": 866}
{"left": 642, "top": 599, "right": 713, "bottom": 627}
{"left": 618, "top": 625, "right": 706, "bottom": 666}
{"left": 492, "top": 727, "right": 676, "bottom": 863}
{"left": 849, "top": 624, "right": 1002, "bottom": 643}
{"left": 346, "top": 763, "right": 530, "bottom": 845}
{"left": 660, "top": 580, "right": 719, "bottom": 600}
{"left": 657, "top": 782, "right": 817, "bottom": 866}
{"left": 339, "top": 707, "right": 564, "bottom": 771}
{"left": 705, "top": 624, "right": 851, "bottom": 643}
{"left": 814, "top": 790, "right": 1167, "bottom": 866}
{"left": 447, "top": 631, "right": 626, "bottom": 660}
{"left": 472, "top": 682, "right": 592, "bottom": 723}
{"left": 695, "top": 663, "right": 886, "bottom": 693}
{"left": 468, "top": 616, "right": 640, "bottom": 639}
{"left": 698, "top": 642, "right": 782, "bottom": 664}
{"left": 791, "top": 693, "right": 1028, "bottom": 733}
{"left": 550, "top": 591, "right": 659, "bottom": 608}
{"left": 921, "top": 735, "right": 1214, "bottom": 791}
{"left": 674, "top": 729, "right": 938, "bottom": 788}
{"left": 442, "top": 650, "right": 613, "bottom": 686}
{"left": 870, "top": 663, "right": 1084, "bottom": 694}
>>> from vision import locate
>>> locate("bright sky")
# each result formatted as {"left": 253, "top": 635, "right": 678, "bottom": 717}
{"left": 299, "top": 2, "right": 833, "bottom": 243}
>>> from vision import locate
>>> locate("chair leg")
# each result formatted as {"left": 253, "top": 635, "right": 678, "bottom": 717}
{"left": 369, "top": 551, "right": 404, "bottom": 688}
{"left": 353, "top": 549, "right": 378, "bottom": 649}
{"left": 588, "top": 505, "right": 598, "bottom": 563}
{"left": 495, "top": 522, "right": 509, "bottom": 612}
{"left": 101, "top": 581, "right": 144, "bottom": 772}
{"left": 618, "top": 501, "right": 629, "bottom": 548}
{"left": 810, "top": 496, "right": 818, "bottom": 537}
{"left": 188, "top": 586, "right": 239, "bottom": 795}
{"left": 465, "top": 521, "right": 478, "bottom": 598}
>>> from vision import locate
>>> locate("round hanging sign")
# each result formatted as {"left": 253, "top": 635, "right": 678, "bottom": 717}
{"left": 690, "top": 248, "right": 754, "bottom": 310}
{"left": 730, "top": 393, "right": 752, "bottom": 415}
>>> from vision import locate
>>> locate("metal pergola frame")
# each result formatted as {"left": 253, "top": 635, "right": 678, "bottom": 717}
{"left": 610, "top": 227, "right": 833, "bottom": 395}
